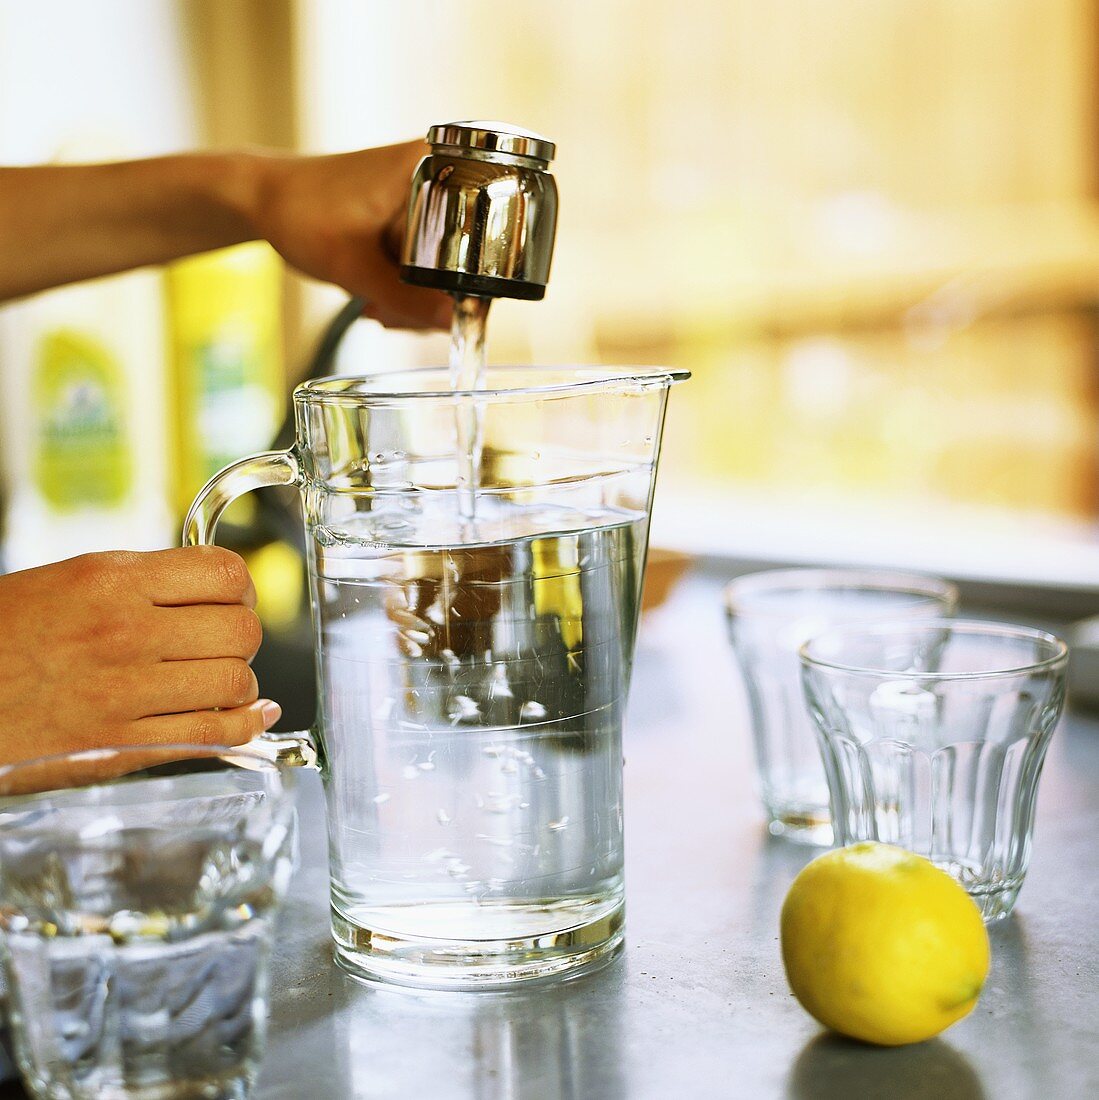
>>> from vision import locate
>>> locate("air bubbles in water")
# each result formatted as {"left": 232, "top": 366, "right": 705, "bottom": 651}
{"left": 484, "top": 794, "right": 522, "bottom": 814}
{"left": 448, "top": 695, "right": 481, "bottom": 723}
{"left": 476, "top": 834, "right": 513, "bottom": 848}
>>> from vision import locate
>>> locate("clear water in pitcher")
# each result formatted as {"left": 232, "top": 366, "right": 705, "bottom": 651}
{"left": 309, "top": 499, "right": 645, "bottom": 954}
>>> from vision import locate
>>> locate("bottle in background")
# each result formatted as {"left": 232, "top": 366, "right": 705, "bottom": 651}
{"left": 166, "top": 242, "right": 285, "bottom": 525}
{"left": 0, "top": 268, "right": 173, "bottom": 571}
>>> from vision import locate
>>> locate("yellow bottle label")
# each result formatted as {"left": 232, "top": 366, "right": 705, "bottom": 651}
{"left": 33, "top": 328, "right": 132, "bottom": 510}
{"left": 191, "top": 327, "right": 280, "bottom": 480}
{"left": 167, "top": 242, "right": 284, "bottom": 518}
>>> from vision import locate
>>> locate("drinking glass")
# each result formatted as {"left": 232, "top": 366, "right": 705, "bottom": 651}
{"left": 184, "top": 366, "right": 688, "bottom": 988}
{"left": 724, "top": 570, "right": 958, "bottom": 845}
{"left": 0, "top": 745, "right": 296, "bottom": 1100}
{"left": 800, "top": 620, "right": 1068, "bottom": 920}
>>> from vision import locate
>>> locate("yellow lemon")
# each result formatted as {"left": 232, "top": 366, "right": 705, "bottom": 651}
{"left": 780, "top": 842, "right": 990, "bottom": 1046}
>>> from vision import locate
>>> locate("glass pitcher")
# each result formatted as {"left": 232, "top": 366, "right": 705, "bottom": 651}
{"left": 184, "top": 366, "right": 688, "bottom": 988}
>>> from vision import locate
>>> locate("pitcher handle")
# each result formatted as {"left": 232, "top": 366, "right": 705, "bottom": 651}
{"left": 183, "top": 449, "right": 301, "bottom": 547}
{"left": 182, "top": 448, "right": 318, "bottom": 770}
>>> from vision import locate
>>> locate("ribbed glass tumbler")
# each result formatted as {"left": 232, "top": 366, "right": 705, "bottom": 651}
{"left": 724, "top": 570, "right": 958, "bottom": 845}
{"left": 800, "top": 620, "right": 1068, "bottom": 921}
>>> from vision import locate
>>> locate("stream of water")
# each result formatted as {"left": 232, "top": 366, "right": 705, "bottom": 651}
{"left": 448, "top": 295, "right": 492, "bottom": 521}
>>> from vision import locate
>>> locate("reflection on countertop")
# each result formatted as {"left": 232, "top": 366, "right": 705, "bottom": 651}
{"left": 248, "top": 567, "right": 1098, "bottom": 1100}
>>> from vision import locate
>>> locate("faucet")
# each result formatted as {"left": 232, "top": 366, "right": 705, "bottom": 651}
{"left": 399, "top": 120, "right": 558, "bottom": 301}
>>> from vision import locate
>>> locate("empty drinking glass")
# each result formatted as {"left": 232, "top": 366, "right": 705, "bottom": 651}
{"left": 800, "top": 620, "right": 1068, "bottom": 921}
{"left": 0, "top": 745, "right": 297, "bottom": 1100}
{"left": 724, "top": 570, "right": 958, "bottom": 845}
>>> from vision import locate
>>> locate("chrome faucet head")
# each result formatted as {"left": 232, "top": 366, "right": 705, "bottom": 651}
{"left": 400, "top": 121, "right": 558, "bottom": 301}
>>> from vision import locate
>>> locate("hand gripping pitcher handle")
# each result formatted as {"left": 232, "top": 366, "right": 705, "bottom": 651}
{"left": 183, "top": 448, "right": 319, "bottom": 770}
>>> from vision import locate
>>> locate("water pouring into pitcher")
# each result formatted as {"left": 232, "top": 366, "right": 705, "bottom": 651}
{"left": 402, "top": 121, "right": 561, "bottom": 524}
{"left": 184, "top": 122, "right": 688, "bottom": 989}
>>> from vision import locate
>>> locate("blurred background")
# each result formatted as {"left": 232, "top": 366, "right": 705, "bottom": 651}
{"left": 2, "top": 0, "right": 1099, "bottom": 619}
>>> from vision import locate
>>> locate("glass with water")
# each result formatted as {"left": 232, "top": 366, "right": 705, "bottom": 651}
{"left": 185, "top": 365, "right": 686, "bottom": 987}
{"left": 0, "top": 745, "right": 296, "bottom": 1100}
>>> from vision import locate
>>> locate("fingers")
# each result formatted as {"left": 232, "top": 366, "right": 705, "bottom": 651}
{"left": 138, "top": 547, "right": 257, "bottom": 608}
{"left": 263, "top": 138, "right": 450, "bottom": 331}
{"left": 358, "top": 264, "right": 453, "bottom": 331}
{"left": 381, "top": 207, "right": 406, "bottom": 265}
{"left": 359, "top": 140, "right": 451, "bottom": 331}
{"left": 0, "top": 700, "right": 282, "bottom": 792}
{"left": 127, "top": 699, "right": 282, "bottom": 749}
{"left": 131, "top": 658, "right": 259, "bottom": 717}
{"left": 154, "top": 604, "right": 262, "bottom": 662}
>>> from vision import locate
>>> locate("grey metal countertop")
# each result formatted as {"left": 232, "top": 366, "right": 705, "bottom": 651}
{"left": 254, "top": 570, "right": 1099, "bottom": 1100}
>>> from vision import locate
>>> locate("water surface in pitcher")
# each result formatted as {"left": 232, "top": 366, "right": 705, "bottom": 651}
{"left": 308, "top": 498, "right": 646, "bottom": 946}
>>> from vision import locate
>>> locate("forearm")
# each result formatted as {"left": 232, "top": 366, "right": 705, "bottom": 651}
{"left": 0, "top": 152, "right": 269, "bottom": 301}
